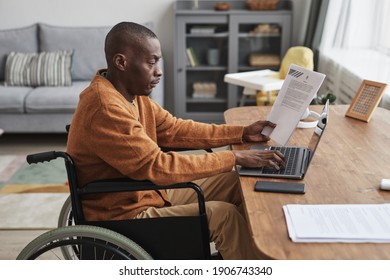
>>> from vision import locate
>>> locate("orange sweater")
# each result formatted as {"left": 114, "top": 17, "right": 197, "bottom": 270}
{"left": 67, "top": 72, "right": 244, "bottom": 221}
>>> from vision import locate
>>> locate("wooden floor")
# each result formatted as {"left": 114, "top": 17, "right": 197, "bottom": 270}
{"left": 0, "top": 133, "right": 67, "bottom": 259}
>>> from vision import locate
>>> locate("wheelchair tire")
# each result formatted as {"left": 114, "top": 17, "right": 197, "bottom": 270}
{"left": 16, "top": 225, "right": 153, "bottom": 260}
{"left": 57, "top": 195, "right": 77, "bottom": 259}
{"left": 58, "top": 195, "right": 73, "bottom": 228}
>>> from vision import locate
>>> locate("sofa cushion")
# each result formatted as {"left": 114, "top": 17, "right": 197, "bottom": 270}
{"left": 39, "top": 24, "right": 110, "bottom": 81}
{"left": 0, "top": 85, "right": 33, "bottom": 113}
{"left": 5, "top": 50, "right": 73, "bottom": 87}
{"left": 0, "top": 24, "right": 38, "bottom": 81}
{"left": 38, "top": 22, "right": 154, "bottom": 82}
{"left": 25, "top": 81, "right": 89, "bottom": 113}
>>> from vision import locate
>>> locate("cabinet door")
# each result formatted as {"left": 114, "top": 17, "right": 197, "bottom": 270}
{"left": 175, "top": 15, "right": 229, "bottom": 122}
{"left": 228, "top": 14, "right": 292, "bottom": 107}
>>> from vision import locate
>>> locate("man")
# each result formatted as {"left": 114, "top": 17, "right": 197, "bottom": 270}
{"left": 67, "top": 22, "right": 285, "bottom": 259}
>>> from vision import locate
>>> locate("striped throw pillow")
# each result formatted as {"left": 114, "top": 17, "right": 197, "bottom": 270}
{"left": 5, "top": 50, "right": 73, "bottom": 87}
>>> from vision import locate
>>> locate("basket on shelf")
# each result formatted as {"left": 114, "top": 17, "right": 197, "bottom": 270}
{"left": 245, "top": 0, "right": 280, "bottom": 10}
{"left": 249, "top": 53, "right": 280, "bottom": 67}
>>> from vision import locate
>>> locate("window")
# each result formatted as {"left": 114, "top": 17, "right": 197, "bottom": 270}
{"left": 320, "top": 0, "right": 390, "bottom": 55}
{"left": 374, "top": 0, "right": 390, "bottom": 55}
{"left": 318, "top": 0, "right": 390, "bottom": 110}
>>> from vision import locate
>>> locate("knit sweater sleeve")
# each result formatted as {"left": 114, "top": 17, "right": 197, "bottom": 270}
{"left": 88, "top": 100, "right": 240, "bottom": 186}
{"left": 149, "top": 98, "right": 245, "bottom": 150}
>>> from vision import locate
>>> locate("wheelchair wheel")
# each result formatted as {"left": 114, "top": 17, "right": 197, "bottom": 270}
{"left": 57, "top": 195, "right": 78, "bottom": 259}
{"left": 58, "top": 195, "right": 73, "bottom": 228}
{"left": 16, "top": 225, "right": 153, "bottom": 260}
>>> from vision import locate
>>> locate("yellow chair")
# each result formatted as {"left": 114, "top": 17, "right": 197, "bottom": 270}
{"left": 278, "top": 46, "right": 314, "bottom": 80}
{"left": 256, "top": 46, "right": 314, "bottom": 106}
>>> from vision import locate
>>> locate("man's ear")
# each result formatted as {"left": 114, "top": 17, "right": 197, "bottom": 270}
{"left": 113, "top": 53, "right": 126, "bottom": 71}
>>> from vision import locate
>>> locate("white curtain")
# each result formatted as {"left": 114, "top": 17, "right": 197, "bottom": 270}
{"left": 320, "top": 0, "right": 390, "bottom": 54}
{"left": 318, "top": 0, "right": 390, "bottom": 110}
{"left": 374, "top": 0, "right": 390, "bottom": 55}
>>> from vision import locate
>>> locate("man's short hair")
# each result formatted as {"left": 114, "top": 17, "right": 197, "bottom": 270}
{"left": 104, "top": 22, "right": 157, "bottom": 65}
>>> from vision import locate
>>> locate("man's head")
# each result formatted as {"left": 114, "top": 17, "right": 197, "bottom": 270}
{"left": 104, "top": 22, "right": 162, "bottom": 100}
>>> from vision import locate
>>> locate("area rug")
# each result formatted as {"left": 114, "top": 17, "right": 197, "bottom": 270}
{"left": 0, "top": 155, "right": 69, "bottom": 229}
{"left": 0, "top": 193, "right": 69, "bottom": 229}
{"left": 0, "top": 155, "right": 68, "bottom": 191}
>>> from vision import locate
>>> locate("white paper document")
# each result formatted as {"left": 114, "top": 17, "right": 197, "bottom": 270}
{"left": 261, "top": 64, "right": 326, "bottom": 145}
{"left": 283, "top": 204, "right": 390, "bottom": 243}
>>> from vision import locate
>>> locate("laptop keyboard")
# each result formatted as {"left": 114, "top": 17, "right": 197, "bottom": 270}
{"left": 261, "top": 146, "right": 299, "bottom": 175}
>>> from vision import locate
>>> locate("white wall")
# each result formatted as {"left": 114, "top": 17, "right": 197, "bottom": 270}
{"left": 0, "top": 0, "right": 310, "bottom": 112}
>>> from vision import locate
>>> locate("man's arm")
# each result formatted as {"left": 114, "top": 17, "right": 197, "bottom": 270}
{"left": 88, "top": 103, "right": 236, "bottom": 186}
{"left": 150, "top": 99, "right": 244, "bottom": 149}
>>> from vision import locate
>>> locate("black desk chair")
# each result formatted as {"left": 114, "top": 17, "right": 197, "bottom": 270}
{"left": 17, "top": 151, "right": 212, "bottom": 260}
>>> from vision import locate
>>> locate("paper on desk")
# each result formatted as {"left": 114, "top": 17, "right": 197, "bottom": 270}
{"left": 283, "top": 204, "right": 390, "bottom": 243}
{"left": 261, "top": 64, "right": 326, "bottom": 145}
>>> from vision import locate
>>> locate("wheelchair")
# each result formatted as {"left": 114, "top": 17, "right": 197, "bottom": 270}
{"left": 17, "top": 151, "right": 213, "bottom": 260}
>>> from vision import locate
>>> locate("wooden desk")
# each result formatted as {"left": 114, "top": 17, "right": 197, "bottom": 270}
{"left": 224, "top": 105, "right": 390, "bottom": 259}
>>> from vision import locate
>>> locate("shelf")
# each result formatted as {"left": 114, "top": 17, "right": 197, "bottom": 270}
{"left": 174, "top": 0, "right": 292, "bottom": 122}
{"left": 238, "top": 33, "right": 280, "bottom": 38}
{"left": 187, "top": 97, "right": 227, "bottom": 103}
{"left": 186, "top": 32, "right": 229, "bottom": 38}
{"left": 175, "top": 0, "right": 293, "bottom": 13}
{"left": 186, "top": 66, "right": 227, "bottom": 71}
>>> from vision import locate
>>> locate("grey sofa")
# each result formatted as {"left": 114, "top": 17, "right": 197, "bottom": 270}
{"left": 0, "top": 22, "right": 164, "bottom": 133}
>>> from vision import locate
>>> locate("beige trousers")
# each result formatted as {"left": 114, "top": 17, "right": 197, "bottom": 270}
{"left": 134, "top": 171, "right": 263, "bottom": 259}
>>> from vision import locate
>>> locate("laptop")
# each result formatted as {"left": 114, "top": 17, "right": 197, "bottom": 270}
{"left": 238, "top": 101, "right": 329, "bottom": 180}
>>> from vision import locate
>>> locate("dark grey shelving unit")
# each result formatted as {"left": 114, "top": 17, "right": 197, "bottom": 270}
{"left": 173, "top": 0, "right": 292, "bottom": 123}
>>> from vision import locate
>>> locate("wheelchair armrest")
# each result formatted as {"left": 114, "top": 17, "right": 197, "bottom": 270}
{"left": 79, "top": 179, "right": 206, "bottom": 216}
{"left": 160, "top": 147, "right": 213, "bottom": 153}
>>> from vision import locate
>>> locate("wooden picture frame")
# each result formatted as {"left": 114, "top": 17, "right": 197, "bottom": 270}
{"left": 345, "top": 80, "right": 387, "bottom": 122}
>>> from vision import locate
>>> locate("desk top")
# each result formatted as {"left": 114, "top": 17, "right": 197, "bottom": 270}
{"left": 224, "top": 105, "right": 390, "bottom": 259}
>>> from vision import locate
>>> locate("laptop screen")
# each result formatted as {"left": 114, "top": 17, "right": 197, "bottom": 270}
{"left": 307, "top": 101, "right": 329, "bottom": 163}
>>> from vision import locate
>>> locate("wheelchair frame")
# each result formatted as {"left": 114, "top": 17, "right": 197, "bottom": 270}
{"left": 17, "top": 151, "right": 213, "bottom": 260}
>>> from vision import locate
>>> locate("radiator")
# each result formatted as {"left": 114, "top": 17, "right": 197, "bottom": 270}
{"left": 318, "top": 49, "right": 390, "bottom": 110}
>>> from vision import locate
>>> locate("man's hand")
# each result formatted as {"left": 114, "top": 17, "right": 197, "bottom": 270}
{"left": 242, "top": 120, "right": 276, "bottom": 143}
{"left": 232, "top": 149, "right": 286, "bottom": 170}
